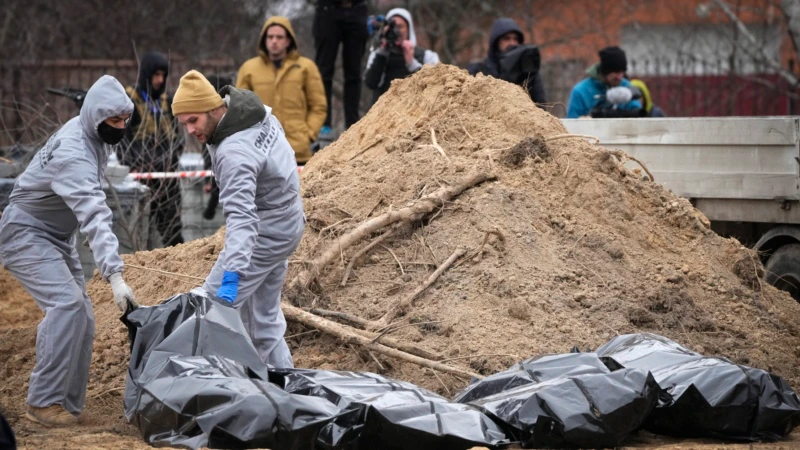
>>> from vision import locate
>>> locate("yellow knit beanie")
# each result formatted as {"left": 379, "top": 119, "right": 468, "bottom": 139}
{"left": 172, "top": 70, "right": 224, "bottom": 115}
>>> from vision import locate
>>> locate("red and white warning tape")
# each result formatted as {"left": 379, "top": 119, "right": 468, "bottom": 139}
{"left": 129, "top": 170, "right": 213, "bottom": 180}
{"left": 129, "top": 166, "right": 304, "bottom": 180}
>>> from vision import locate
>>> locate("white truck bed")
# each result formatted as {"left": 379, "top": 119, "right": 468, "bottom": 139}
{"left": 561, "top": 117, "right": 800, "bottom": 223}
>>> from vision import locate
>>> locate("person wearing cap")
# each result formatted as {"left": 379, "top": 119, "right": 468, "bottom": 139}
{"left": 172, "top": 70, "right": 304, "bottom": 368}
{"left": 236, "top": 16, "right": 327, "bottom": 166}
{"left": 0, "top": 75, "right": 138, "bottom": 427}
{"left": 566, "top": 46, "right": 642, "bottom": 118}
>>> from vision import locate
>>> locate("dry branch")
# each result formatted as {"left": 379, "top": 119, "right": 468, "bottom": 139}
{"left": 351, "top": 328, "right": 442, "bottom": 360}
{"left": 308, "top": 308, "right": 442, "bottom": 360}
{"left": 438, "top": 353, "right": 520, "bottom": 363}
{"left": 282, "top": 304, "right": 482, "bottom": 379}
{"left": 289, "top": 171, "right": 495, "bottom": 293}
{"left": 608, "top": 150, "right": 655, "bottom": 182}
{"left": 341, "top": 228, "right": 396, "bottom": 286}
{"left": 428, "top": 127, "right": 452, "bottom": 163}
{"left": 310, "top": 308, "right": 371, "bottom": 329}
{"left": 370, "top": 320, "right": 443, "bottom": 343}
{"left": 371, "top": 247, "right": 467, "bottom": 330}
{"left": 382, "top": 245, "right": 405, "bottom": 275}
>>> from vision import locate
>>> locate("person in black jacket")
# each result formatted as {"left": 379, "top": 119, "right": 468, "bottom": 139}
{"left": 468, "top": 18, "right": 546, "bottom": 104}
{"left": 118, "top": 52, "right": 185, "bottom": 248}
{"left": 364, "top": 8, "right": 439, "bottom": 105}
{"left": 314, "top": 0, "right": 369, "bottom": 134}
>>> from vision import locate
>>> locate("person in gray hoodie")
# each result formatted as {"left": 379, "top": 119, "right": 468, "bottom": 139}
{"left": 0, "top": 75, "right": 138, "bottom": 427}
{"left": 173, "top": 70, "right": 303, "bottom": 369}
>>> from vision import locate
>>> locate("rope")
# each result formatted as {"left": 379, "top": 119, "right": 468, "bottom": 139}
{"left": 126, "top": 263, "right": 206, "bottom": 281}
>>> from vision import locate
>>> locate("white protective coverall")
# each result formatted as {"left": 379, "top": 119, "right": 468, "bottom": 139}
{"left": 201, "top": 86, "right": 305, "bottom": 369}
{"left": 0, "top": 75, "right": 133, "bottom": 414}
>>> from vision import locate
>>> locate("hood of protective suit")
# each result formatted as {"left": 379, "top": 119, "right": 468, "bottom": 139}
{"left": 210, "top": 85, "right": 267, "bottom": 146}
{"left": 79, "top": 75, "right": 135, "bottom": 144}
{"left": 386, "top": 8, "right": 417, "bottom": 46}
{"left": 488, "top": 18, "right": 524, "bottom": 64}
{"left": 258, "top": 16, "right": 299, "bottom": 62}
{"left": 136, "top": 52, "right": 169, "bottom": 99}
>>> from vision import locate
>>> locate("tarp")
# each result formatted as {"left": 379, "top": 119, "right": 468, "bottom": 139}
{"left": 597, "top": 333, "right": 800, "bottom": 441}
{"left": 0, "top": 413, "right": 15, "bottom": 450}
{"left": 123, "top": 293, "right": 509, "bottom": 449}
{"left": 453, "top": 353, "right": 660, "bottom": 448}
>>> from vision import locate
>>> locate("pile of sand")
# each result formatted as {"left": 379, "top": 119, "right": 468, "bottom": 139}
{"left": 2, "top": 64, "right": 800, "bottom": 448}
{"left": 0, "top": 269, "right": 39, "bottom": 330}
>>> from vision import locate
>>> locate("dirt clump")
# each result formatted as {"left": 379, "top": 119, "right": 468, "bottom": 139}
{"left": 2, "top": 64, "right": 800, "bottom": 448}
{"left": 500, "top": 136, "right": 550, "bottom": 167}
{"left": 0, "top": 268, "right": 40, "bottom": 330}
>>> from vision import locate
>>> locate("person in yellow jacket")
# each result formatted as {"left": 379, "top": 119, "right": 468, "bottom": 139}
{"left": 236, "top": 16, "right": 327, "bottom": 165}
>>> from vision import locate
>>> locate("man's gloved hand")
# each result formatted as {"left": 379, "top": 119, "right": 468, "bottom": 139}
{"left": 109, "top": 272, "right": 138, "bottom": 312}
{"left": 606, "top": 86, "right": 633, "bottom": 105}
{"left": 217, "top": 271, "right": 240, "bottom": 304}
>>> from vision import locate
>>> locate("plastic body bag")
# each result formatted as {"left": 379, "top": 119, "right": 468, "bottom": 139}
{"left": 597, "top": 333, "right": 800, "bottom": 441}
{"left": 122, "top": 294, "right": 510, "bottom": 449}
{"left": 453, "top": 353, "right": 660, "bottom": 448}
{"left": 274, "top": 368, "right": 511, "bottom": 450}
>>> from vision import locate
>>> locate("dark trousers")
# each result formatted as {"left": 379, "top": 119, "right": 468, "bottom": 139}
{"left": 203, "top": 178, "right": 220, "bottom": 220}
{"left": 148, "top": 179, "right": 184, "bottom": 248}
{"left": 313, "top": 2, "right": 369, "bottom": 129}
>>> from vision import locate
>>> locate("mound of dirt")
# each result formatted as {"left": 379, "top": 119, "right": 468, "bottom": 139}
{"left": 293, "top": 64, "right": 800, "bottom": 388}
{"left": 0, "top": 268, "right": 40, "bottom": 330}
{"left": 2, "top": 64, "right": 800, "bottom": 448}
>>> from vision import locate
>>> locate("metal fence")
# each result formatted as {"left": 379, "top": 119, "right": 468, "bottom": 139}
{"left": 0, "top": 59, "right": 236, "bottom": 260}
{"left": 0, "top": 59, "right": 238, "bottom": 148}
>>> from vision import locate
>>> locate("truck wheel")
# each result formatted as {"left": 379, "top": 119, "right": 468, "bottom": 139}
{"left": 765, "top": 243, "right": 800, "bottom": 301}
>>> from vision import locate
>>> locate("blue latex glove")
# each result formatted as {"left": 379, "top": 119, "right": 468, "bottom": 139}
{"left": 217, "top": 271, "right": 240, "bottom": 303}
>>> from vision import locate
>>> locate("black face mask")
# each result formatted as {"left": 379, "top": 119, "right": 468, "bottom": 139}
{"left": 97, "top": 121, "right": 126, "bottom": 145}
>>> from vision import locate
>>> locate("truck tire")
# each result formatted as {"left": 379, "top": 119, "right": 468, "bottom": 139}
{"left": 765, "top": 243, "right": 800, "bottom": 301}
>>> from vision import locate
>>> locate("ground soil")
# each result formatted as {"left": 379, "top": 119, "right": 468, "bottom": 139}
{"left": 2, "top": 64, "right": 800, "bottom": 448}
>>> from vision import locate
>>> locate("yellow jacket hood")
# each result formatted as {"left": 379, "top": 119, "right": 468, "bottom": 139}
{"left": 258, "top": 16, "right": 299, "bottom": 62}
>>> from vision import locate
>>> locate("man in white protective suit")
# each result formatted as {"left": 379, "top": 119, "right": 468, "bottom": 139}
{"left": 172, "top": 70, "right": 304, "bottom": 369}
{"left": 0, "top": 75, "right": 138, "bottom": 427}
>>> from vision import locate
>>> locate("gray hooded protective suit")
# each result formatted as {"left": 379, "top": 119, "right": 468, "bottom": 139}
{"left": 0, "top": 75, "right": 133, "bottom": 414}
{"left": 201, "top": 86, "right": 304, "bottom": 369}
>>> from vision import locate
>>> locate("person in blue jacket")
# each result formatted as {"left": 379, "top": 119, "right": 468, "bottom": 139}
{"left": 567, "top": 46, "right": 641, "bottom": 118}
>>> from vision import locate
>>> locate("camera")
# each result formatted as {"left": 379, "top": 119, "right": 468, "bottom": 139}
{"left": 498, "top": 45, "right": 541, "bottom": 84}
{"left": 382, "top": 20, "right": 402, "bottom": 51}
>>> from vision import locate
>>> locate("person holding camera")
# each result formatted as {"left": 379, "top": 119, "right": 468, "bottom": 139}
{"left": 468, "top": 18, "right": 546, "bottom": 105}
{"left": 364, "top": 8, "right": 439, "bottom": 105}
{"left": 566, "top": 46, "right": 642, "bottom": 118}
